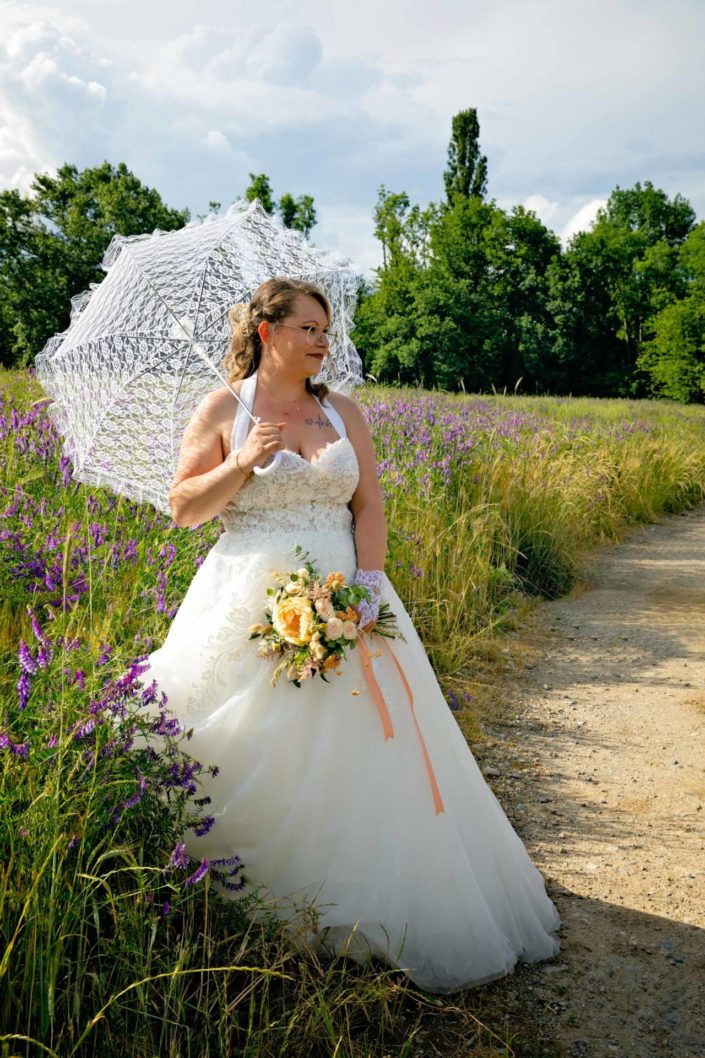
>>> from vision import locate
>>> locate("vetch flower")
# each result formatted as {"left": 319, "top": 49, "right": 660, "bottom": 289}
{"left": 184, "top": 858, "right": 210, "bottom": 887}
{"left": 170, "top": 842, "right": 189, "bottom": 867}
{"left": 17, "top": 671, "right": 31, "bottom": 710}
{"left": 193, "top": 814, "right": 215, "bottom": 837}
{"left": 18, "top": 640, "right": 38, "bottom": 675}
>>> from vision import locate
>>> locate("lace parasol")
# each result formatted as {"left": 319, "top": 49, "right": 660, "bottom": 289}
{"left": 34, "top": 198, "right": 364, "bottom": 515}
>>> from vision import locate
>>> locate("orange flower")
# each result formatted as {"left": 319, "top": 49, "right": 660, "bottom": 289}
{"left": 325, "top": 572, "right": 346, "bottom": 591}
{"left": 343, "top": 607, "right": 359, "bottom": 624}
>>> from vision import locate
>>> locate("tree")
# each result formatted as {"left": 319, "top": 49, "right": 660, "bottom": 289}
{"left": 637, "top": 222, "right": 705, "bottom": 402}
{"left": 373, "top": 185, "right": 434, "bottom": 271}
{"left": 443, "top": 108, "right": 488, "bottom": 206}
{"left": 352, "top": 187, "right": 435, "bottom": 385}
{"left": 0, "top": 162, "right": 188, "bottom": 367}
{"left": 277, "top": 192, "right": 317, "bottom": 238}
{"left": 412, "top": 198, "right": 560, "bottom": 392}
{"left": 598, "top": 180, "right": 695, "bottom": 247}
{"left": 243, "top": 173, "right": 276, "bottom": 214}
{"left": 547, "top": 181, "right": 698, "bottom": 396}
{"left": 243, "top": 174, "right": 317, "bottom": 236}
{"left": 546, "top": 232, "right": 629, "bottom": 396}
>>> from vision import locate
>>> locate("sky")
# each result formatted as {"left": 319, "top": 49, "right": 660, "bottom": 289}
{"left": 1, "top": 0, "right": 703, "bottom": 276}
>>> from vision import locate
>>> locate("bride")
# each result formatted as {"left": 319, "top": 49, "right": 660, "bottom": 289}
{"left": 141, "top": 276, "right": 561, "bottom": 994}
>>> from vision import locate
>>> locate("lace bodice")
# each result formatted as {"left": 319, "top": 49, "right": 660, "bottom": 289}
{"left": 219, "top": 372, "right": 359, "bottom": 536}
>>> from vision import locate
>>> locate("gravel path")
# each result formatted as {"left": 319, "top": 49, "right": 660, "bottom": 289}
{"left": 475, "top": 503, "right": 705, "bottom": 1057}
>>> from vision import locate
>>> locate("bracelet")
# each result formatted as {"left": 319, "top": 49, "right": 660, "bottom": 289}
{"left": 229, "top": 449, "right": 253, "bottom": 477}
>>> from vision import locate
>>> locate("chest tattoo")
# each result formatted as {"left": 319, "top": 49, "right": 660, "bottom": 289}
{"left": 305, "top": 414, "right": 334, "bottom": 431}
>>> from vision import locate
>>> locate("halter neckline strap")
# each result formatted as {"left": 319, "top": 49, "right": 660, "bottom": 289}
{"left": 230, "top": 370, "right": 347, "bottom": 453}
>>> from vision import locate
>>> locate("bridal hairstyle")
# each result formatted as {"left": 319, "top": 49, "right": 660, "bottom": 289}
{"left": 224, "top": 277, "right": 331, "bottom": 400}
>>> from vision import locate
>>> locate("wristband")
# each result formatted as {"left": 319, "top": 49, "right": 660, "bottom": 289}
{"left": 353, "top": 568, "right": 384, "bottom": 626}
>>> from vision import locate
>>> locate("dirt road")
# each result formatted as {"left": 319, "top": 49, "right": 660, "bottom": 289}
{"left": 475, "top": 503, "right": 705, "bottom": 1057}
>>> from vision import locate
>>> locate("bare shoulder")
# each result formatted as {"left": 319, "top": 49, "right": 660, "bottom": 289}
{"left": 325, "top": 389, "right": 369, "bottom": 433}
{"left": 199, "top": 382, "right": 244, "bottom": 419}
{"left": 185, "top": 383, "right": 244, "bottom": 457}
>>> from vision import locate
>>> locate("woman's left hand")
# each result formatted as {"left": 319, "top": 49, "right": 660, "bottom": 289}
{"left": 353, "top": 568, "right": 383, "bottom": 633}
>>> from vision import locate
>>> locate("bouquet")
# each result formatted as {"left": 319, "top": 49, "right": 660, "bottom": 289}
{"left": 248, "top": 546, "right": 404, "bottom": 687}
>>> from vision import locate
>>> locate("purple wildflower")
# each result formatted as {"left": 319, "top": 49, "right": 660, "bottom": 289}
{"left": 28, "top": 606, "right": 51, "bottom": 653}
{"left": 184, "top": 858, "right": 210, "bottom": 887}
{"left": 18, "top": 640, "right": 38, "bottom": 675}
{"left": 192, "top": 815, "right": 215, "bottom": 837}
{"left": 96, "top": 643, "right": 112, "bottom": 666}
{"left": 17, "top": 670, "right": 31, "bottom": 710}
{"left": 170, "top": 842, "right": 190, "bottom": 870}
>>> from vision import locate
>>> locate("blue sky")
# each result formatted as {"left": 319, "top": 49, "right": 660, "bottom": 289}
{"left": 1, "top": 0, "right": 703, "bottom": 276}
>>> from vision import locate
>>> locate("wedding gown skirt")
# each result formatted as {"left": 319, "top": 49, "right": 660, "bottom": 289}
{"left": 140, "top": 394, "right": 560, "bottom": 994}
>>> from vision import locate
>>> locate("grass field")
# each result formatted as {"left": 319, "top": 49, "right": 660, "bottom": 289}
{"left": 2, "top": 365, "right": 704, "bottom": 1057}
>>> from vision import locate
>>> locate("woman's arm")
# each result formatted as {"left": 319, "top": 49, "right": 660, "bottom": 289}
{"left": 168, "top": 390, "right": 248, "bottom": 528}
{"left": 329, "top": 393, "right": 387, "bottom": 569}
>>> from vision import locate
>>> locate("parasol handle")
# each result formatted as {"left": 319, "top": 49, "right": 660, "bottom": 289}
{"left": 174, "top": 326, "right": 261, "bottom": 427}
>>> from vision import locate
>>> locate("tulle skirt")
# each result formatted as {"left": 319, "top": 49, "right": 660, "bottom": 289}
{"left": 140, "top": 524, "right": 560, "bottom": 993}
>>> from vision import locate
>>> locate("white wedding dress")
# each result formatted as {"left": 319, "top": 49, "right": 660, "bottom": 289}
{"left": 140, "top": 371, "right": 560, "bottom": 993}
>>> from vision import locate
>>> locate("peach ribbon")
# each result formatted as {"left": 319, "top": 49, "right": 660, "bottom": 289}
{"left": 357, "top": 634, "right": 445, "bottom": 815}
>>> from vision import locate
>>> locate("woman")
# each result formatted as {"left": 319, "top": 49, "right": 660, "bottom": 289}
{"left": 141, "top": 276, "right": 560, "bottom": 994}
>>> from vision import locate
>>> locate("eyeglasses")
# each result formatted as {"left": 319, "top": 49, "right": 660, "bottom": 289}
{"left": 276, "top": 323, "right": 338, "bottom": 346}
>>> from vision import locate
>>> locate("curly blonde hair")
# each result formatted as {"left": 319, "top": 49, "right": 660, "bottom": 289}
{"left": 223, "top": 277, "right": 331, "bottom": 400}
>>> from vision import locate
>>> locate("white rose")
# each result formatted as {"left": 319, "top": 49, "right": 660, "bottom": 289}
{"left": 311, "top": 641, "right": 327, "bottom": 661}
{"left": 315, "top": 598, "right": 334, "bottom": 620}
{"left": 284, "top": 581, "right": 305, "bottom": 595}
{"left": 296, "top": 567, "right": 310, "bottom": 581}
{"left": 325, "top": 617, "right": 344, "bottom": 640}
{"left": 341, "top": 621, "right": 358, "bottom": 640}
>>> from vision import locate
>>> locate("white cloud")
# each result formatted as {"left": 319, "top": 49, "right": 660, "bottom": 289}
{"left": 0, "top": 0, "right": 702, "bottom": 272}
{"left": 203, "top": 129, "right": 231, "bottom": 150}
{"left": 560, "top": 198, "right": 608, "bottom": 246}
{"left": 523, "top": 194, "right": 560, "bottom": 226}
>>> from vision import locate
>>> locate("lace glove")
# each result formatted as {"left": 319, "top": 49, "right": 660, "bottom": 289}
{"left": 353, "top": 569, "right": 384, "bottom": 628}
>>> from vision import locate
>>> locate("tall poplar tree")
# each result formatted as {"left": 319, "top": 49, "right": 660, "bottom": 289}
{"left": 442, "top": 108, "right": 488, "bottom": 205}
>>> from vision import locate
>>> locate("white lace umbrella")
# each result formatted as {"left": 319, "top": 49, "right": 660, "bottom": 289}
{"left": 34, "top": 198, "right": 364, "bottom": 515}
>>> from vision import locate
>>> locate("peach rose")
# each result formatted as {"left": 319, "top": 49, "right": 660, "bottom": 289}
{"left": 325, "top": 617, "right": 344, "bottom": 640}
{"left": 272, "top": 595, "right": 316, "bottom": 646}
{"left": 341, "top": 620, "right": 358, "bottom": 640}
{"left": 248, "top": 622, "right": 270, "bottom": 635}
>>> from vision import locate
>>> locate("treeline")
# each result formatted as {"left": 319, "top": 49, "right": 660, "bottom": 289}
{"left": 356, "top": 110, "right": 705, "bottom": 402}
{"left": 1, "top": 117, "right": 703, "bottom": 402}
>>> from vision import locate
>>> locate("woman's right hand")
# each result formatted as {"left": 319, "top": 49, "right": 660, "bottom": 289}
{"left": 237, "top": 420, "right": 287, "bottom": 472}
